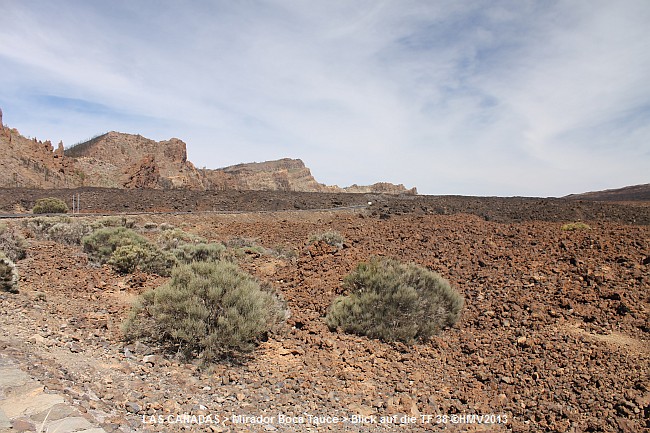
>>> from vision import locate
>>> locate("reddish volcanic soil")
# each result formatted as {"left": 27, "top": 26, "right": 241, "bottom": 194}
{"left": 0, "top": 191, "right": 648, "bottom": 432}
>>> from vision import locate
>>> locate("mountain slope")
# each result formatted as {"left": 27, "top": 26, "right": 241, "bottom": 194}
{"left": 0, "top": 122, "right": 415, "bottom": 194}
{"left": 565, "top": 184, "right": 650, "bottom": 202}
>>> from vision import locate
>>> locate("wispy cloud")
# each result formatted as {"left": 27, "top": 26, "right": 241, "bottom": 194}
{"left": 1, "top": 0, "right": 648, "bottom": 195}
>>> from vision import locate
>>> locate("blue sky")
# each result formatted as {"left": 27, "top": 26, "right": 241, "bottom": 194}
{"left": 1, "top": 0, "right": 648, "bottom": 196}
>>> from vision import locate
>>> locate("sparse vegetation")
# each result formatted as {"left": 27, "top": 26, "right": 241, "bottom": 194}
{"left": 308, "top": 230, "right": 345, "bottom": 248}
{"left": 562, "top": 222, "right": 591, "bottom": 231}
{"left": 108, "top": 244, "right": 177, "bottom": 276}
{"left": 0, "top": 252, "right": 19, "bottom": 293}
{"left": 82, "top": 227, "right": 148, "bottom": 262}
{"left": 83, "top": 227, "right": 176, "bottom": 275}
{"left": 123, "top": 261, "right": 286, "bottom": 361}
{"left": 24, "top": 216, "right": 98, "bottom": 245}
{"left": 32, "top": 197, "right": 68, "bottom": 214}
{"left": 225, "top": 237, "right": 268, "bottom": 258}
{"left": 158, "top": 228, "right": 206, "bottom": 250}
{"left": 326, "top": 257, "right": 464, "bottom": 344}
{"left": 0, "top": 223, "right": 27, "bottom": 261}
{"left": 173, "top": 242, "right": 227, "bottom": 264}
{"left": 90, "top": 216, "right": 136, "bottom": 229}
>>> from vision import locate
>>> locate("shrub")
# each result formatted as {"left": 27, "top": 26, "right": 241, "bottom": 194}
{"left": 32, "top": 197, "right": 68, "bottom": 214}
{"left": 561, "top": 222, "right": 591, "bottom": 231}
{"left": 0, "top": 252, "right": 19, "bottom": 293}
{"left": 157, "top": 228, "right": 206, "bottom": 250}
{"left": 90, "top": 216, "right": 135, "bottom": 229}
{"left": 123, "top": 261, "right": 286, "bottom": 361}
{"left": 308, "top": 231, "right": 345, "bottom": 248}
{"left": 83, "top": 227, "right": 176, "bottom": 275}
{"left": 159, "top": 223, "right": 175, "bottom": 231}
{"left": 0, "top": 223, "right": 27, "bottom": 261}
{"left": 326, "top": 257, "right": 464, "bottom": 344}
{"left": 82, "top": 227, "right": 149, "bottom": 263}
{"left": 173, "top": 242, "right": 226, "bottom": 264}
{"left": 47, "top": 221, "right": 93, "bottom": 245}
{"left": 108, "top": 244, "right": 177, "bottom": 276}
{"left": 24, "top": 216, "right": 92, "bottom": 245}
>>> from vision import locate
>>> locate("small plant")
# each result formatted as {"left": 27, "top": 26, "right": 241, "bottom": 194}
{"left": 158, "top": 228, "right": 206, "bottom": 250}
{"left": 271, "top": 244, "right": 298, "bottom": 259}
{"left": 32, "top": 197, "right": 68, "bottom": 214}
{"left": 173, "top": 242, "right": 227, "bottom": 264}
{"left": 326, "top": 257, "right": 464, "bottom": 344}
{"left": 561, "top": 222, "right": 591, "bottom": 231}
{"left": 90, "top": 216, "right": 135, "bottom": 229}
{"left": 0, "top": 252, "right": 19, "bottom": 293}
{"left": 308, "top": 231, "right": 346, "bottom": 248}
{"left": 0, "top": 223, "right": 27, "bottom": 261}
{"left": 123, "top": 261, "right": 286, "bottom": 361}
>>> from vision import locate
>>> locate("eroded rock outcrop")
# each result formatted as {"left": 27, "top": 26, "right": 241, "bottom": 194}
{"left": 0, "top": 126, "right": 81, "bottom": 188}
{"left": 1, "top": 119, "right": 416, "bottom": 194}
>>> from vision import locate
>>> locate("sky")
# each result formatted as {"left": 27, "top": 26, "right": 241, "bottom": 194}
{"left": 0, "top": 0, "right": 648, "bottom": 196}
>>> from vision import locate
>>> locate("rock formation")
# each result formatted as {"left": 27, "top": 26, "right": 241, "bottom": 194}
{"left": 0, "top": 127, "right": 80, "bottom": 188}
{"left": 0, "top": 123, "right": 416, "bottom": 194}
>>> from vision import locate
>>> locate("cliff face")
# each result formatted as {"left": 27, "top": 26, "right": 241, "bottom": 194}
{"left": 0, "top": 121, "right": 416, "bottom": 194}
{"left": 204, "top": 158, "right": 340, "bottom": 192}
{"left": 0, "top": 125, "right": 83, "bottom": 188}
{"left": 65, "top": 132, "right": 205, "bottom": 189}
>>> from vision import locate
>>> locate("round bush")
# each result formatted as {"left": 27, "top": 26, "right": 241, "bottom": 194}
{"left": 123, "top": 261, "right": 285, "bottom": 361}
{"left": 32, "top": 197, "right": 68, "bottom": 214}
{"left": 108, "top": 244, "right": 177, "bottom": 276}
{"left": 326, "top": 257, "right": 464, "bottom": 344}
{"left": 173, "top": 242, "right": 226, "bottom": 264}
{"left": 82, "top": 227, "right": 149, "bottom": 263}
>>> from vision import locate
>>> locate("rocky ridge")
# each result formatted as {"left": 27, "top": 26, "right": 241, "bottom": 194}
{"left": 0, "top": 121, "right": 415, "bottom": 194}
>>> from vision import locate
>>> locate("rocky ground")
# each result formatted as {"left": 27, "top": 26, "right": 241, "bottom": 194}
{"left": 0, "top": 193, "right": 649, "bottom": 432}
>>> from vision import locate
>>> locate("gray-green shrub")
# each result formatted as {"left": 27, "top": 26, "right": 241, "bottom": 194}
{"left": 82, "top": 227, "right": 149, "bottom": 263}
{"left": 123, "top": 261, "right": 286, "bottom": 361}
{"left": 308, "top": 231, "right": 345, "bottom": 248}
{"left": 82, "top": 227, "right": 175, "bottom": 275}
{"left": 0, "top": 223, "right": 27, "bottom": 261}
{"left": 157, "top": 228, "right": 206, "bottom": 250}
{"left": 89, "top": 216, "right": 136, "bottom": 229}
{"left": 173, "top": 242, "right": 226, "bottom": 264}
{"left": 32, "top": 197, "right": 68, "bottom": 214}
{"left": 108, "top": 244, "right": 177, "bottom": 276}
{"left": 326, "top": 257, "right": 464, "bottom": 344}
{"left": 24, "top": 216, "right": 92, "bottom": 245}
{"left": 0, "top": 252, "right": 19, "bottom": 293}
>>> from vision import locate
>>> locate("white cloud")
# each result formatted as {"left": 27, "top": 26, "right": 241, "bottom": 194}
{"left": 0, "top": 0, "right": 648, "bottom": 196}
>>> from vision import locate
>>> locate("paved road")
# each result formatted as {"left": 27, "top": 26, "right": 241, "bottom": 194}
{"left": 0, "top": 355, "right": 107, "bottom": 433}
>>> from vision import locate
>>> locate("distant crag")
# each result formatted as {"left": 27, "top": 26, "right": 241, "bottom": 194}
{"left": 0, "top": 117, "right": 416, "bottom": 194}
{"left": 65, "top": 131, "right": 206, "bottom": 189}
